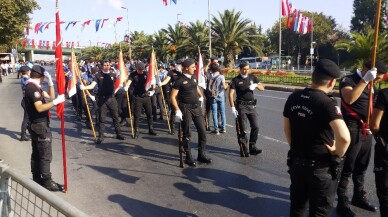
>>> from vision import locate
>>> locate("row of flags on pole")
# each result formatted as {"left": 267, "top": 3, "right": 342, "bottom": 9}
{"left": 21, "top": 38, "right": 112, "bottom": 49}
{"left": 27, "top": 17, "right": 123, "bottom": 35}
{"left": 281, "top": 0, "right": 313, "bottom": 34}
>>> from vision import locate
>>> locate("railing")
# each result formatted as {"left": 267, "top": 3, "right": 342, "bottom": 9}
{"left": 0, "top": 162, "right": 89, "bottom": 217}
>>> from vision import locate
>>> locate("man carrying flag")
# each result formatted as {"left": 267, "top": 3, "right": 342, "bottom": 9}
{"left": 125, "top": 62, "right": 157, "bottom": 138}
{"left": 24, "top": 65, "right": 65, "bottom": 191}
{"left": 80, "top": 60, "right": 125, "bottom": 144}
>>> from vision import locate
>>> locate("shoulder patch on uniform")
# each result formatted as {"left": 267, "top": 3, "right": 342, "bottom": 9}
{"left": 341, "top": 77, "right": 348, "bottom": 83}
{"left": 335, "top": 106, "right": 342, "bottom": 115}
{"left": 34, "top": 91, "right": 41, "bottom": 99}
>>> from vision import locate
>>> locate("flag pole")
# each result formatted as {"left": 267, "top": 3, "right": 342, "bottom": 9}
{"left": 74, "top": 55, "right": 97, "bottom": 141}
{"left": 208, "top": 0, "right": 212, "bottom": 57}
{"left": 55, "top": 0, "right": 68, "bottom": 192}
{"left": 154, "top": 48, "right": 172, "bottom": 134}
{"left": 278, "top": 0, "right": 282, "bottom": 72}
{"left": 367, "top": 0, "right": 383, "bottom": 124}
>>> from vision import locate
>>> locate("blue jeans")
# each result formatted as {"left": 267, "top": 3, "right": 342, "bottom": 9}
{"left": 209, "top": 95, "right": 226, "bottom": 131}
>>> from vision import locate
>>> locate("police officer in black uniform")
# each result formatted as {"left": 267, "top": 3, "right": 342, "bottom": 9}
{"left": 24, "top": 65, "right": 65, "bottom": 191}
{"left": 228, "top": 62, "right": 264, "bottom": 156}
{"left": 124, "top": 62, "right": 157, "bottom": 138}
{"left": 160, "top": 60, "right": 183, "bottom": 134}
{"left": 170, "top": 58, "right": 212, "bottom": 167}
{"left": 20, "top": 65, "right": 31, "bottom": 141}
{"left": 336, "top": 61, "right": 386, "bottom": 216}
{"left": 283, "top": 59, "right": 351, "bottom": 216}
{"left": 371, "top": 73, "right": 388, "bottom": 217}
{"left": 80, "top": 60, "right": 125, "bottom": 144}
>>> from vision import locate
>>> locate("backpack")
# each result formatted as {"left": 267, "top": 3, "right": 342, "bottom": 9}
{"left": 205, "top": 75, "right": 220, "bottom": 98}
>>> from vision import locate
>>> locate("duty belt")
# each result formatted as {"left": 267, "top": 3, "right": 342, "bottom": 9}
{"left": 135, "top": 93, "right": 148, "bottom": 97}
{"left": 292, "top": 158, "right": 330, "bottom": 168}
{"left": 236, "top": 100, "right": 256, "bottom": 106}
{"left": 180, "top": 103, "right": 199, "bottom": 109}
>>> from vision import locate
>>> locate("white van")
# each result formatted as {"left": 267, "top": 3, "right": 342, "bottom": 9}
{"left": 238, "top": 57, "right": 262, "bottom": 69}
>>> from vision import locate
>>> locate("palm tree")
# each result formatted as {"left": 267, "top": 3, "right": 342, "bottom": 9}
{"left": 162, "top": 24, "right": 187, "bottom": 59}
{"left": 211, "top": 9, "right": 261, "bottom": 68}
{"left": 152, "top": 30, "right": 170, "bottom": 62}
{"left": 335, "top": 29, "right": 388, "bottom": 68}
{"left": 180, "top": 20, "right": 209, "bottom": 58}
{"left": 130, "top": 31, "right": 153, "bottom": 60}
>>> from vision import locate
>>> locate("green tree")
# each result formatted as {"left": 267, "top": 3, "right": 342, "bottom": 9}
{"left": 152, "top": 30, "right": 170, "bottom": 62}
{"left": 130, "top": 31, "right": 153, "bottom": 61}
{"left": 0, "top": 0, "right": 39, "bottom": 52}
{"left": 80, "top": 46, "right": 104, "bottom": 61}
{"left": 162, "top": 24, "right": 187, "bottom": 59}
{"left": 180, "top": 20, "right": 209, "bottom": 58}
{"left": 211, "top": 9, "right": 260, "bottom": 68}
{"left": 267, "top": 12, "right": 341, "bottom": 66}
{"left": 335, "top": 29, "right": 388, "bottom": 69}
{"left": 351, "top": 0, "right": 387, "bottom": 34}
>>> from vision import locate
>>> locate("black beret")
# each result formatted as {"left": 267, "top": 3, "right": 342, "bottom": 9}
{"left": 19, "top": 66, "right": 31, "bottom": 72}
{"left": 136, "top": 62, "right": 145, "bottom": 70}
{"left": 91, "top": 66, "right": 100, "bottom": 74}
{"left": 31, "top": 65, "right": 45, "bottom": 76}
{"left": 313, "top": 59, "right": 341, "bottom": 78}
{"left": 239, "top": 61, "right": 249, "bottom": 68}
{"left": 176, "top": 59, "right": 184, "bottom": 65}
{"left": 182, "top": 58, "right": 195, "bottom": 67}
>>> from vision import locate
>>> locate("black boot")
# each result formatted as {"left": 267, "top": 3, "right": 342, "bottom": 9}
{"left": 20, "top": 132, "right": 30, "bottom": 141}
{"left": 116, "top": 134, "right": 125, "bottom": 140}
{"left": 249, "top": 144, "right": 262, "bottom": 155}
{"left": 185, "top": 151, "right": 196, "bottom": 167}
{"left": 41, "top": 175, "right": 64, "bottom": 192}
{"left": 240, "top": 143, "right": 249, "bottom": 157}
{"left": 96, "top": 134, "right": 104, "bottom": 144}
{"left": 197, "top": 151, "right": 212, "bottom": 164}
{"left": 134, "top": 128, "right": 139, "bottom": 139}
{"left": 149, "top": 126, "right": 157, "bottom": 136}
{"left": 32, "top": 173, "right": 43, "bottom": 185}
{"left": 336, "top": 196, "right": 356, "bottom": 217}
{"left": 351, "top": 190, "right": 378, "bottom": 212}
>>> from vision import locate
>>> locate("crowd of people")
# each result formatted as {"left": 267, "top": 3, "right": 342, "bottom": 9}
{"left": 12, "top": 55, "right": 388, "bottom": 217}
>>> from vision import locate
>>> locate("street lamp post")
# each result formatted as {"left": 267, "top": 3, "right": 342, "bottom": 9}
{"left": 121, "top": 6, "right": 131, "bottom": 59}
{"left": 310, "top": 41, "right": 316, "bottom": 72}
{"left": 177, "top": 13, "right": 182, "bottom": 25}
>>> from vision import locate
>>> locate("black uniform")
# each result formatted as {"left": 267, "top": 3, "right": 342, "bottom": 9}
{"left": 94, "top": 71, "right": 124, "bottom": 143}
{"left": 229, "top": 74, "right": 261, "bottom": 155}
{"left": 166, "top": 69, "right": 182, "bottom": 133}
{"left": 173, "top": 74, "right": 211, "bottom": 166}
{"left": 284, "top": 88, "right": 343, "bottom": 216}
{"left": 20, "top": 75, "right": 30, "bottom": 141}
{"left": 24, "top": 81, "right": 61, "bottom": 191}
{"left": 373, "top": 89, "right": 388, "bottom": 217}
{"left": 337, "top": 71, "right": 376, "bottom": 210}
{"left": 129, "top": 71, "right": 156, "bottom": 137}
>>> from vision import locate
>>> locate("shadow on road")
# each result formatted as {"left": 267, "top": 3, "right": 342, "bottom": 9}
{"left": 175, "top": 167, "right": 290, "bottom": 217}
{"left": 108, "top": 194, "right": 198, "bottom": 217}
{"left": 0, "top": 127, "right": 20, "bottom": 140}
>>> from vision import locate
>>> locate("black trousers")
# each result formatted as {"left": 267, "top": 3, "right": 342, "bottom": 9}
{"left": 21, "top": 98, "right": 30, "bottom": 135}
{"left": 134, "top": 95, "right": 153, "bottom": 129}
{"left": 97, "top": 96, "right": 121, "bottom": 137}
{"left": 338, "top": 123, "right": 372, "bottom": 198}
{"left": 115, "top": 88, "right": 128, "bottom": 118}
{"left": 290, "top": 163, "right": 337, "bottom": 217}
{"left": 28, "top": 121, "right": 52, "bottom": 178}
{"left": 236, "top": 104, "right": 260, "bottom": 147}
{"left": 151, "top": 88, "right": 165, "bottom": 119}
{"left": 374, "top": 141, "right": 388, "bottom": 217}
{"left": 179, "top": 104, "right": 206, "bottom": 153}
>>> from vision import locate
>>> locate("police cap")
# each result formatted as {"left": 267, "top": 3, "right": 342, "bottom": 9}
{"left": 239, "top": 61, "right": 249, "bottom": 68}
{"left": 136, "top": 62, "right": 145, "bottom": 70}
{"left": 176, "top": 59, "right": 184, "bottom": 65}
{"left": 365, "top": 60, "right": 387, "bottom": 74}
{"left": 313, "top": 59, "right": 341, "bottom": 78}
{"left": 182, "top": 58, "right": 195, "bottom": 67}
{"left": 19, "top": 66, "right": 31, "bottom": 72}
{"left": 31, "top": 65, "right": 46, "bottom": 76}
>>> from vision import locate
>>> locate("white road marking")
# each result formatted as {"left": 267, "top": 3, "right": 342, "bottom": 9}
{"left": 256, "top": 94, "right": 287, "bottom": 100}
{"left": 225, "top": 125, "right": 288, "bottom": 144}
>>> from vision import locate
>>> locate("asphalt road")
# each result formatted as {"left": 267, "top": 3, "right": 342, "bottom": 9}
{"left": 0, "top": 71, "right": 380, "bottom": 217}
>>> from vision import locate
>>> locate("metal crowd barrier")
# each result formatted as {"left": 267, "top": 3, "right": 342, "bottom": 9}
{"left": 0, "top": 162, "right": 89, "bottom": 217}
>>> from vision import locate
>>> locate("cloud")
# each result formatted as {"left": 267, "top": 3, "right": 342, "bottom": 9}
{"left": 108, "top": 0, "right": 123, "bottom": 9}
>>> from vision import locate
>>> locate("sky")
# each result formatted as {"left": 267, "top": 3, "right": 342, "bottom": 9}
{"left": 28, "top": 0, "right": 354, "bottom": 47}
